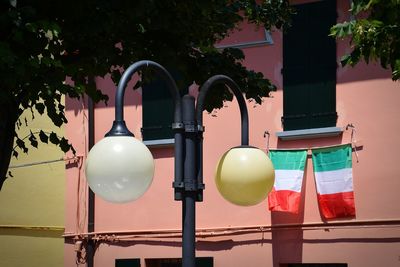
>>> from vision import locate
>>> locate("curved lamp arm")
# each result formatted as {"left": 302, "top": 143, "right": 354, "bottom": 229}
{"left": 196, "top": 75, "right": 249, "bottom": 146}
{"left": 106, "top": 60, "right": 183, "bottom": 137}
{"left": 195, "top": 75, "right": 250, "bottom": 196}
{"left": 103, "top": 60, "right": 185, "bottom": 202}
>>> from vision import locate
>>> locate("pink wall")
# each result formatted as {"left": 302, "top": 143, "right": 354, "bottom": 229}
{"left": 65, "top": 1, "right": 400, "bottom": 266}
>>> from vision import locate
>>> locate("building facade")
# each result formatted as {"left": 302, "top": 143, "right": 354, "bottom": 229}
{"left": 64, "top": 1, "right": 400, "bottom": 266}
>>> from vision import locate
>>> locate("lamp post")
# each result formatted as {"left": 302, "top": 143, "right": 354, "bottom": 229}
{"left": 85, "top": 60, "right": 275, "bottom": 267}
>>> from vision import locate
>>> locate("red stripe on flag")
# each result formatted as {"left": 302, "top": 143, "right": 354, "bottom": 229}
{"left": 317, "top": 191, "right": 355, "bottom": 219}
{"left": 268, "top": 189, "right": 301, "bottom": 213}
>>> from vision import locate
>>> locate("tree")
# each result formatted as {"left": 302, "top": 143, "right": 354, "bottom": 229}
{"left": 0, "top": 0, "right": 293, "bottom": 189}
{"left": 330, "top": 0, "right": 400, "bottom": 80}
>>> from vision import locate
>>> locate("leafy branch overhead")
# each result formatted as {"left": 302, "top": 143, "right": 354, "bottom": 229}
{"left": 330, "top": 0, "right": 400, "bottom": 80}
{"left": 0, "top": 0, "right": 293, "bottom": 188}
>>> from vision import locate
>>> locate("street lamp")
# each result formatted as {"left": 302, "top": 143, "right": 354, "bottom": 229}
{"left": 85, "top": 60, "right": 275, "bottom": 267}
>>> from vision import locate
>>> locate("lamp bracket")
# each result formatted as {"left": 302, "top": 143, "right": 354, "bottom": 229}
{"left": 172, "top": 181, "right": 184, "bottom": 189}
{"left": 105, "top": 120, "right": 134, "bottom": 137}
{"left": 172, "top": 122, "right": 184, "bottom": 130}
{"left": 184, "top": 124, "right": 197, "bottom": 133}
{"left": 197, "top": 182, "right": 205, "bottom": 190}
{"left": 184, "top": 181, "right": 198, "bottom": 191}
{"left": 197, "top": 125, "right": 205, "bottom": 132}
{"left": 173, "top": 180, "right": 202, "bottom": 192}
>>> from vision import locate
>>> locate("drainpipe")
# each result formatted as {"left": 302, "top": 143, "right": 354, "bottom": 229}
{"left": 87, "top": 97, "right": 95, "bottom": 267}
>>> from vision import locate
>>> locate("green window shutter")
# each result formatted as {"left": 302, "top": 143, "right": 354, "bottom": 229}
{"left": 142, "top": 72, "right": 188, "bottom": 141}
{"left": 282, "top": 0, "right": 337, "bottom": 131}
{"left": 115, "top": 258, "right": 140, "bottom": 267}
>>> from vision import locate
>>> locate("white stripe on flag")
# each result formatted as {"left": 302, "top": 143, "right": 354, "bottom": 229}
{"left": 315, "top": 168, "right": 353, "bottom": 194}
{"left": 274, "top": 169, "right": 304, "bottom": 192}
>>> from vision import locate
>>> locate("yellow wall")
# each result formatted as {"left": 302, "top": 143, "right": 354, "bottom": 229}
{"left": 0, "top": 107, "right": 65, "bottom": 267}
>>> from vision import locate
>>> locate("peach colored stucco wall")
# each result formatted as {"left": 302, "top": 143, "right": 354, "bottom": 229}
{"left": 65, "top": 1, "right": 400, "bottom": 266}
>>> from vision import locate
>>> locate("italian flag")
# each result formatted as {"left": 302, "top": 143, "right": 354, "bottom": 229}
{"left": 312, "top": 145, "right": 356, "bottom": 219}
{"left": 268, "top": 150, "right": 307, "bottom": 213}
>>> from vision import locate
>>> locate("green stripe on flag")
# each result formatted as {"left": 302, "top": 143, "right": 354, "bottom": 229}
{"left": 269, "top": 150, "right": 307, "bottom": 170}
{"left": 312, "top": 145, "right": 352, "bottom": 172}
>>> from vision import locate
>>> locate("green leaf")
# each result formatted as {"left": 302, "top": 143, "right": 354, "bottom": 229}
{"left": 133, "top": 80, "right": 143, "bottom": 90}
{"left": 392, "top": 59, "right": 400, "bottom": 80}
{"left": 341, "top": 54, "right": 352, "bottom": 66}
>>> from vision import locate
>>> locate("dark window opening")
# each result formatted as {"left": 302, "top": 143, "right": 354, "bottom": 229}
{"left": 115, "top": 258, "right": 141, "bottom": 267}
{"left": 282, "top": 0, "right": 337, "bottom": 131}
{"left": 145, "top": 257, "right": 213, "bottom": 267}
{"left": 142, "top": 71, "right": 189, "bottom": 141}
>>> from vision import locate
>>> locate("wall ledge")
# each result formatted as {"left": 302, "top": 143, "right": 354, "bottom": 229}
{"left": 276, "top": 127, "right": 343, "bottom": 140}
{"left": 143, "top": 138, "right": 174, "bottom": 148}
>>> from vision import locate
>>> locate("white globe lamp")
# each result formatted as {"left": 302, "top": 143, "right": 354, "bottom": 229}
{"left": 85, "top": 136, "right": 155, "bottom": 203}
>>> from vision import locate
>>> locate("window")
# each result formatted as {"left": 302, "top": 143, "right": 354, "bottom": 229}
{"left": 142, "top": 72, "right": 188, "bottom": 143}
{"left": 115, "top": 258, "right": 141, "bottom": 267}
{"left": 145, "top": 257, "right": 213, "bottom": 267}
{"left": 282, "top": 0, "right": 337, "bottom": 131}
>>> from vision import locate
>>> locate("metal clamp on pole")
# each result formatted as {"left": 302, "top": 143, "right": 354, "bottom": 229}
{"left": 172, "top": 122, "right": 185, "bottom": 131}
{"left": 197, "top": 125, "right": 205, "bottom": 132}
{"left": 172, "top": 181, "right": 184, "bottom": 189}
{"left": 184, "top": 124, "right": 197, "bottom": 133}
{"left": 184, "top": 180, "right": 198, "bottom": 191}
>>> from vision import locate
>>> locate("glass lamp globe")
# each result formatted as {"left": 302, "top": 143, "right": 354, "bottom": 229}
{"left": 215, "top": 146, "right": 275, "bottom": 206}
{"left": 85, "top": 136, "right": 155, "bottom": 203}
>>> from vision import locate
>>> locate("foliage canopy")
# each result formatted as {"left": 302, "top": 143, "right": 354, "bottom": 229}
{"left": 330, "top": 0, "right": 400, "bottom": 80}
{"left": 0, "top": 0, "right": 292, "bottom": 188}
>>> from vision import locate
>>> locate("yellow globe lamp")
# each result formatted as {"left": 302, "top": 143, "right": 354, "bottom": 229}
{"left": 215, "top": 146, "right": 275, "bottom": 206}
{"left": 85, "top": 136, "right": 155, "bottom": 203}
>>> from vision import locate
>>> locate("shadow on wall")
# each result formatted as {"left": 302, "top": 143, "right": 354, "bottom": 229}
{"left": 65, "top": 73, "right": 142, "bottom": 117}
{"left": 276, "top": 135, "right": 343, "bottom": 151}
{"left": 151, "top": 147, "right": 174, "bottom": 159}
{"left": 336, "top": 61, "right": 393, "bottom": 84}
{"left": 271, "top": 136, "right": 347, "bottom": 266}
{"left": 270, "top": 164, "right": 308, "bottom": 267}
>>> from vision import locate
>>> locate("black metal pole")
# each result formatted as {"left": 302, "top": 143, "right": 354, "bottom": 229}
{"left": 182, "top": 95, "right": 197, "bottom": 267}
{"left": 87, "top": 96, "right": 95, "bottom": 267}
